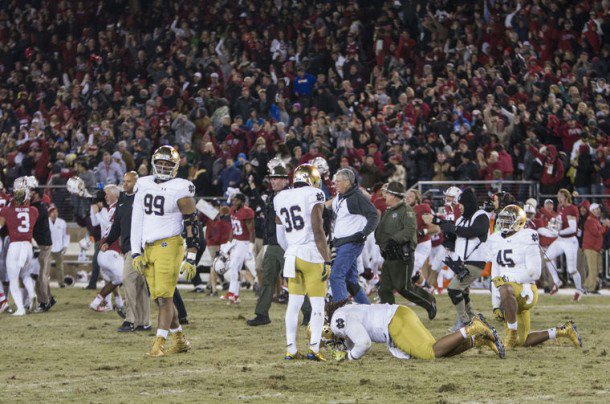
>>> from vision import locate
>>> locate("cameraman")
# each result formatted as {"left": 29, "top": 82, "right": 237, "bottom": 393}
{"left": 375, "top": 182, "right": 437, "bottom": 320}
{"left": 439, "top": 188, "right": 490, "bottom": 332}
{"left": 86, "top": 188, "right": 108, "bottom": 290}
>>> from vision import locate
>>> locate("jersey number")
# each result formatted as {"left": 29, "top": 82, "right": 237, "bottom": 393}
{"left": 496, "top": 249, "right": 515, "bottom": 268}
{"left": 16, "top": 212, "right": 30, "bottom": 233}
{"left": 144, "top": 194, "right": 165, "bottom": 216}
{"left": 280, "top": 206, "right": 304, "bottom": 232}
{"left": 231, "top": 219, "right": 243, "bottom": 236}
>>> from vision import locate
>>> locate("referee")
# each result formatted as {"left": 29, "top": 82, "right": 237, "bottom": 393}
{"left": 103, "top": 171, "right": 151, "bottom": 332}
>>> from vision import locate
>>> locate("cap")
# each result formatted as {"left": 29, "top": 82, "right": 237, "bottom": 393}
{"left": 590, "top": 203, "right": 600, "bottom": 213}
{"left": 48, "top": 204, "right": 57, "bottom": 213}
{"left": 544, "top": 199, "right": 554, "bottom": 205}
{"left": 382, "top": 181, "right": 405, "bottom": 197}
{"left": 524, "top": 204, "right": 536, "bottom": 214}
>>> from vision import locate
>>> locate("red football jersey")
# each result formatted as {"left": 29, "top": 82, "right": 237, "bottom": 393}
{"left": 230, "top": 206, "right": 255, "bottom": 241}
{"left": 414, "top": 203, "right": 432, "bottom": 243}
{"left": 0, "top": 205, "right": 39, "bottom": 242}
{"left": 0, "top": 191, "right": 11, "bottom": 208}
{"left": 558, "top": 204, "right": 579, "bottom": 234}
{"left": 443, "top": 203, "right": 461, "bottom": 222}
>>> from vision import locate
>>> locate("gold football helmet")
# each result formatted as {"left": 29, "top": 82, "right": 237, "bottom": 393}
{"left": 152, "top": 145, "right": 180, "bottom": 181}
{"left": 306, "top": 323, "right": 334, "bottom": 347}
{"left": 293, "top": 163, "right": 321, "bottom": 188}
{"left": 496, "top": 204, "right": 526, "bottom": 234}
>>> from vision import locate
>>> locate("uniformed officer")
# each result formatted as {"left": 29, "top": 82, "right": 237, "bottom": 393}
{"left": 375, "top": 182, "right": 437, "bottom": 320}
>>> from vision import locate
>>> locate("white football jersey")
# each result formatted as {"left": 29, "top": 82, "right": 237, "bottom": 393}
{"left": 330, "top": 304, "right": 408, "bottom": 360}
{"left": 274, "top": 186, "right": 325, "bottom": 263}
{"left": 130, "top": 175, "right": 195, "bottom": 252}
{"left": 486, "top": 228, "right": 541, "bottom": 284}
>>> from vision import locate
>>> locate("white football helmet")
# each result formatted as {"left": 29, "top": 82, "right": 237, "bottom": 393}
{"left": 444, "top": 186, "right": 461, "bottom": 205}
{"left": 213, "top": 253, "right": 230, "bottom": 276}
{"left": 67, "top": 176, "right": 93, "bottom": 197}
{"left": 548, "top": 216, "right": 562, "bottom": 232}
{"left": 309, "top": 157, "right": 329, "bottom": 175}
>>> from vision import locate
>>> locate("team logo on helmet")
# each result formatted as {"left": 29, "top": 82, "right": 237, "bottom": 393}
{"left": 496, "top": 204, "right": 526, "bottom": 234}
{"left": 293, "top": 164, "right": 321, "bottom": 188}
{"left": 152, "top": 145, "right": 180, "bottom": 181}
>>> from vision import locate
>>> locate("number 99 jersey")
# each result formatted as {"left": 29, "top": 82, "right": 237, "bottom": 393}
{"left": 130, "top": 175, "right": 195, "bottom": 251}
{"left": 486, "top": 228, "right": 541, "bottom": 284}
{"left": 273, "top": 186, "right": 325, "bottom": 261}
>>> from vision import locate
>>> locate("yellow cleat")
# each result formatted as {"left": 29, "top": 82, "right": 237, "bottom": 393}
{"left": 474, "top": 335, "right": 504, "bottom": 358}
{"left": 306, "top": 349, "right": 327, "bottom": 362}
{"left": 504, "top": 329, "right": 519, "bottom": 349}
{"left": 284, "top": 351, "right": 304, "bottom": 360}
{"left": 146, "top": 336, "right": 167, "bottom": 358}
{"left": 166, "top": 332, "right": 191, "bottom": 354}
{"left": 557, "top": 320, "right": 582, "bottom": 348}
{"left": 465, "top": 313, "right": 497, "bottom": 342}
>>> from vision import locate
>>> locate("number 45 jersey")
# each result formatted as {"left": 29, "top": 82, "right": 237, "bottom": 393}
{"left": 131, "top": 175, "right": 195, "bottom": 252}
{"left": 486, "top": 228, "right": 542, "bottom": 285}
{"left": 274, "top": 186, "right": 326, "bottom": 263}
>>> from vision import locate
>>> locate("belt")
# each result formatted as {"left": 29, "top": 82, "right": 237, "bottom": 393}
{"left": 560, "top": 234, "right": 576, "bottom": 238}
{"left": 146, "top": 234, "right": 182, "bottom": 246}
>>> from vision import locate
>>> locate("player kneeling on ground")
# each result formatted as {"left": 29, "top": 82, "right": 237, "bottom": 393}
{"left": 487, "top": 205, "right": 582, "bottom": 349}
{"left": 130, "top": 146, "right": 199, "bottom": 357}
{"left": 327, "top": 300, "right": 505, "bottom": 361}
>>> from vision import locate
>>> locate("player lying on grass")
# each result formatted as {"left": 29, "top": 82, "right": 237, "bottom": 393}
{"left": 326, "top": 300, "right": 505, "bottom": 361}
{"left": 488, "top": 205, "right": 582, "bottom": 349}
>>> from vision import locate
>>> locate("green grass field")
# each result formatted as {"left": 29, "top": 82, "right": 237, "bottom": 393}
{"left": 2, "top": 289, "right": 609, "bottom": 403}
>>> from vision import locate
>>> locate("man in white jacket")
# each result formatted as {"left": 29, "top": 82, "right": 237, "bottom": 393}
{"left": 48, "top": 205, "right": 70, "bottom": 287}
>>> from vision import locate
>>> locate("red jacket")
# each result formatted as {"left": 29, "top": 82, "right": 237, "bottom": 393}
{"left": 583, "top": 215, "right": 606, "bottom": 251}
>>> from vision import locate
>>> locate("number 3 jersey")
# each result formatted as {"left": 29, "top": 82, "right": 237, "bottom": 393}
{"left": 0, "top": 205, "right": 39, "bottom": 242}
{"left": 274, "top": 186, "right": 325, "bottom": 263}
{"left": 486, "top": 228, "right": 542, "bottom": 284}
{"left": 130, "top": 175, "right": 195, "bottom": 253}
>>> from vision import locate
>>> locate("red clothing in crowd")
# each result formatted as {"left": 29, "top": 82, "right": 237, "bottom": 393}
{"left": 583, "top": 215, "right": 607, "bottom": 251}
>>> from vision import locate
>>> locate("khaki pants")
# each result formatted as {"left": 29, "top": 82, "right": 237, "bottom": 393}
{"left": 50, "top": 251, "right": 65, "bottom": 286}
{"left": 122, "top": 251, "right": 150, "bottom": 327}
{"left": 254, "top": 238, "right": 264, "bottom": 282}
{"left": 35, "top": 245, "right": 52, "bottom": 304}
{"left": 583, "top": 249, "right": 601, "bottom": 292}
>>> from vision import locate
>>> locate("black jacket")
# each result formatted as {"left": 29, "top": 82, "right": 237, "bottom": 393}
{"left": 32, "top": 201, "right": 52, "bottom": 246}
{"left": 105, "top": 192, "right": 134, "bottom": 254}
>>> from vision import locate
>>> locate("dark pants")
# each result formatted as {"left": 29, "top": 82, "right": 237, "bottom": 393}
{"left": 87, "top": 242, "right": 101, "bottom": 289}
{"left": 379, "top": 258, "right": 435, "bottom": 312}
{"left": 254, "top": 245, "right": 310, "bottom": 319}
{"left": 173, "top": 288, "right": 187, "bottom": 320}
{"left": 330, "top": 242, "right": 369, "bottom": 304}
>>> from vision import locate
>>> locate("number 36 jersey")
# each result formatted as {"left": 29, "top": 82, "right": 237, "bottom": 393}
{"left": 274, "top": 186, "right": 325, "bottom": 263}
{"left": 486, "top": 228, "right": 542, "bottom": 284}
{"left": 0, "top": 205, "right": 39, "bottom": 242}
{"left": 130, "top": 175, "right": 195, "bottom": 253}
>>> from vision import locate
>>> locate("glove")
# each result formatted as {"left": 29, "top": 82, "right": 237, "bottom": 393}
{"left": 417, "top": 229, "right": 426, "bottom": 238}
{"left": 491, "top": 275, "right": 509, "bottom": 288}
{"left": 520, "top": 283, "right": 534, "bottom": 305}
{"left": 322, "top": 261, "right": 332, "bottom": 282}
{"left": 132, "top": 254, "right": 147, "bottom": 276}
{"left": 333, "top": 350, "right": 348, "bottom": 361}
{"left": 493, "top": 307, "right": 505, "bottom": 322}
{"left": 180, "top": 252, "right": 197, "bottom": 282}
{"left": 439, "top": 221, "right": 456, "bottom": 234}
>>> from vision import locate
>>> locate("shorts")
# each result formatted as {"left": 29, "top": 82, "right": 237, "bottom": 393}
{"left": 388, "top": 306, "right": 436, "bottom": 360}
{"left": 287, "top": 257, "right": 327, "bottom": 298}
{"left": 143, "top": 235, "right": 184, "bottom": 300}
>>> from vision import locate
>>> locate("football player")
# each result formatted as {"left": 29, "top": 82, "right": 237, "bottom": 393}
{"left": 220, "top": 193, "right": 255, "bottom": 305}
{"left": 328, "top": 301, "right": 504, "bottom": 361}
{"left": 0, "top": 188, "right": 39, "bottom": 316}
{"left": 544, "top": 189, "right": 583, "bottom": 301}
{"left": 405, "top": 190, "right": 437, "bottom": 287}
{"left": 487, "top": 205, "right": 582, "bottom": 349}
{"left": 274, "top": 164, "right": 331, "bottom": 361}
{"left": 131, "top": 146, "right": 199, "bottom": 357}
{"left": 0, "top": 181, "right": 10, "bottom": 312}
{"left": 309, "top": 157, "right": 335, "bottom": 199}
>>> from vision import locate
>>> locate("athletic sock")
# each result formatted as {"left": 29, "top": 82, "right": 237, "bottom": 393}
{"left": 548, "top": 328, "right": 557, "bottom": 339}
{"left": 548, "top": 265, "right": 561, "bottom": 286}
{"left": 91, "top": 294, "right": 103, "bottom": 307}
{"left": 104, "top": 294, "right": 112, "bottom": 305}
{"left": 308, "top": 296, "right": 326, "bottom": 353}
{"left": 507, "top": 321, "right": 518, "bottom": 330}
{"left": 571, "top": 272, "right": 583, "bottom": 291}
{"left": 156, "top": 329, "right": 169, "bottom": 339}
{"left": 170, "top": 326, "right": 183, "bottom": 334}
{"left": 459, "top": 327, "right": 468, "bottom": 339}
{"left": 115, "top": 294, "right": 124, "bottom": 308}
{"left": 285, "top": 294, "right": 305, "bottom": 355}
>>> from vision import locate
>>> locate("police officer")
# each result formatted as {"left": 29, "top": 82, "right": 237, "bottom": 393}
{"left": 375, "top": 182, "right": 437, "bottom": 320}
{"left": 247, "top": 161, "right": 311, "bottom": 326}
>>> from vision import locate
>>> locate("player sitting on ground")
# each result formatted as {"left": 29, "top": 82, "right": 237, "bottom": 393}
{"left": 487, "top": 205, "right": 582, "bottom": 349}
{"left": 327, "top": 300, "right": 505, "bottom": 360}
{"left": 131, "top": 145, "right": 199, "bottom": 357}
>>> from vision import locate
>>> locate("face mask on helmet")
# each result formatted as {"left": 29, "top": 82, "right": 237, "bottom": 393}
{"left": 13, "top": 188, "right": 29, "bottom": 204}
{"left": 293, "top": 164, "right": 321, "bottom": 188}
{"left": 152, "top": 146, "right": 180, "bottom": 181}
{"left": 497, "top": 205, "right": 526, "bottom": 234}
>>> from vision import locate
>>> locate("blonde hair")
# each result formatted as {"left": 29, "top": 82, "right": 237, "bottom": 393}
{"left": 558, "top": 188, "right": 572, "bottom": 203}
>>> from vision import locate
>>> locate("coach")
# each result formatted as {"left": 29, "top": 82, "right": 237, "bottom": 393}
{"left": 330, "top": 168, "right": 378, "bottom": 304}
{"left": 31, "top": 188, "right": 54, "bottom": 312}
{"left": 583, "top": 203, "right": 608, "bottom": 293}
{"left": 103, "top": 171, "right": 151, "bottom": 332}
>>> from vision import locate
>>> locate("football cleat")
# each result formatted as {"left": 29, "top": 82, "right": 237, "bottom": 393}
{"left": 474, "top": 335, "right": 505, "bottom": 359}
{"left": 557, "top": 320, "right": 582, "bottom": 348}
{"left": 306, "top": 349, "right": 326, "bottom": 362}
{"left": 464, "top": 313, "right": 498, "bottom": 342}
{"left": 220, "top": 292, "right": 234, "bottom": 301}
{"left": 166, "top": 332, "right": 191, "bottom": 354}
{"left": 493, "top": 307, "right": 505, "bottom": 322}
{"left": 227, "top": 294, "right": 240, "bottom": 305}
{"left": 504, "top": 329, "right": 519, "bottom": 349}
{"left": 284, "top": 351, "right": 304, "bottom": 360}
{"left": 572, "top": 291, "right": 582, "bottom": 302}
{"left": 146, "top": 336, "right": 167, "bottom": 358}
{"left": 117, "top": 321, "right": 135, "bottom": 333}
{"left": 247, "top": 315, "right": 271, "bottom": 326}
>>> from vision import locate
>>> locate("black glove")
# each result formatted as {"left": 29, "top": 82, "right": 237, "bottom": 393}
{"left": 431, "top": 215, "right": 444, "bottom": 225}
{"left": 417, "top": 229, "right": 426, "bottom": 238}
{"left": 443, "top": 256, "right": 470, "bottom": 281}
{"left": 439, "top": 221, "right": 456, "bottom": 234}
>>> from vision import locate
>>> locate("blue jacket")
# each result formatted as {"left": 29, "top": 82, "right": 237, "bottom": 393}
{"left": 293, "top": 73, "right": 316, "bottom": 97}
{"left": 220, "top": 166, "right": 242, "bottom": 192}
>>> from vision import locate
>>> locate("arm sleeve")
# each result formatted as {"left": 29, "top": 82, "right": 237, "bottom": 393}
{"left": 559, "top": 218, "right": 577, "bottom": 235}
{"left": 490, "top": 257, "right": 501, "bottom": 308}
{"left": 130, "top": 190, "right": 144, "bottom": 255}
{"left": 454, "top": 214, "right": 490, "bottom": 238}
{"left": 276, "top": 224, "right": 287, "bottom": 251}
{"left": 343, "top": 317, "right": 372, "bottom": 360}
{"left": 90, "top": 205, "right": 100, "bottom": 226}
{"left": 511, "top": 244, "right": 542, "bottom": 283}
{"left": 105, "top": 212, "right": 121, "bottom": 246}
